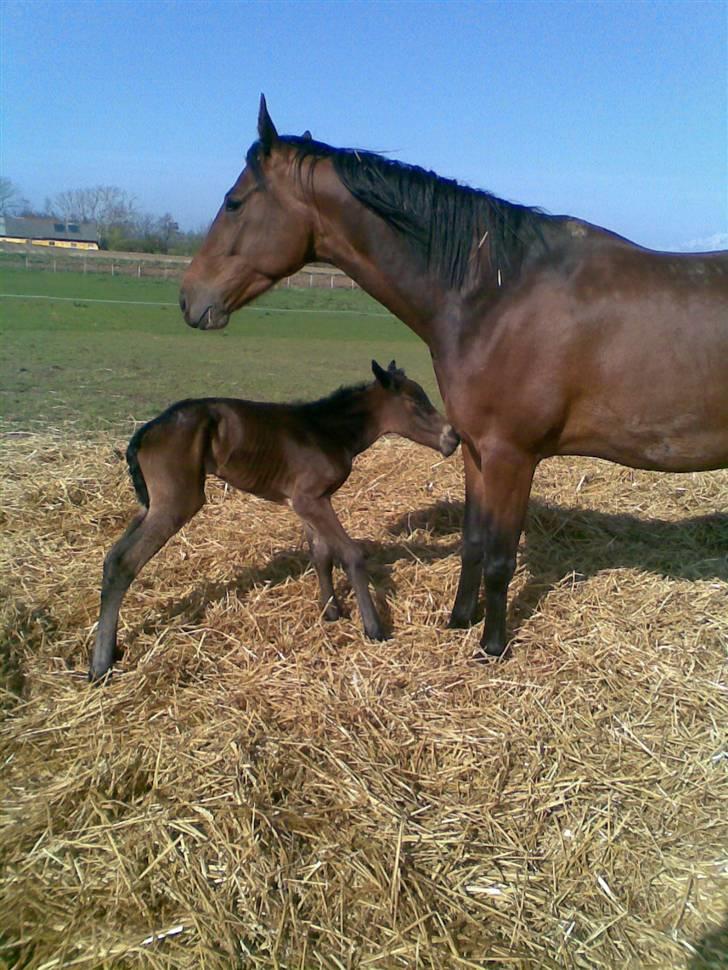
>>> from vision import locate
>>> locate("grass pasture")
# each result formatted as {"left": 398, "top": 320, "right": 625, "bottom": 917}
{"left": 1, "top": 268, "right": 727, "bottom": 968}
{"left": 0, "top": 267, "right": 433, "bottom": 432}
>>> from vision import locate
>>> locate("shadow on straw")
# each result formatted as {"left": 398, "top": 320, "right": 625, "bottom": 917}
{"left": 388, "top": 499, "right": 728, "bottom": 629}
{"left": 688, "top": 915, "right": 728, "bottom": 969}
{"left": 121, "top": 534, "right": 461, "bottom": 653}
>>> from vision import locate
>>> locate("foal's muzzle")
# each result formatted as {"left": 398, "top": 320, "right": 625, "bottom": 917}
{"left": 440, "top": 425, "right": 460, "bottom": 457}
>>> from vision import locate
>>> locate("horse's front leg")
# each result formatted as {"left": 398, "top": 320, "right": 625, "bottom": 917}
{"left": 478, "top": 444, "right": 536, "bottom": 657}
{"left": 449, "top": 442, "right": 486, "bottom": 627}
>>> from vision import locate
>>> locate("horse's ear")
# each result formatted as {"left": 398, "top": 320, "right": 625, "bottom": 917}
{"left": 372, "top": 359, "right": 392, "bottom": 388}
{"left": 388, "top": 360, "right": 397, "bottom": 372}
{"left": 258, "top": 94, "right": 279, "bottom": 155}
{"left": 302, "top": 129, "right": 313, "bottom": 141}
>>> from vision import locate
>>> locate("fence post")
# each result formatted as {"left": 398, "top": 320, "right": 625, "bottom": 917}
{"left": 111, "top": 262, "right": 115, "bottom": 276}
{"left": 138, "top": 263, "right": 141, "bottom": 277}
{"left": 83, "top": 258, "right": 87, "bottom": 274}
{"left": 309, "top": 273, "right": 313, "bottom": 288}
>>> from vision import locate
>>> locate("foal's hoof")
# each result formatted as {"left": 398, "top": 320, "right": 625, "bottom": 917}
{"left": 323, "top": 603, "right": 343, "bottom": 622}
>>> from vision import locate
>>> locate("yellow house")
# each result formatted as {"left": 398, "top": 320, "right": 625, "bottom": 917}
{"left": 0, "top": 216, "right": 100, "bottom": 250}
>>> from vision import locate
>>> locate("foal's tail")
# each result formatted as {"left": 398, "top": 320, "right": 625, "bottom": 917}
{"left": 126, "top": 424, "right": 150, "bottom": 509}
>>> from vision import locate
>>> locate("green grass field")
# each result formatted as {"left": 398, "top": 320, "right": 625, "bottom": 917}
{"left": 0, "top": 268, "right": 436, "bottom": 432}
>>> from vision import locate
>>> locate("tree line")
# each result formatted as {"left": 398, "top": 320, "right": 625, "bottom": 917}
{"left": 0, "top": 177, "right": 206, "bottom": 256}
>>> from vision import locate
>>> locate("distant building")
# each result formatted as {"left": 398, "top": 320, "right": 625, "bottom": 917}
{"left": 0, "top": 216, "right": 100, "bottom": 250}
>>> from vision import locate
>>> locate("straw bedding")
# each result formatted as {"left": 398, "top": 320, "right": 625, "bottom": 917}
{"left": 1, "top": 430, "right": 726, "bottom": 969}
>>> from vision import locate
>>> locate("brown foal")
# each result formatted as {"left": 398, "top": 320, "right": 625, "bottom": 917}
{"left": 89, "top": 361, "right": 459, "bottom": 681}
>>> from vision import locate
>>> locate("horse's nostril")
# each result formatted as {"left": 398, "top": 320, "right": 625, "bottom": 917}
{"left": 179, "top": 293, "right": 187, "bottom": 314}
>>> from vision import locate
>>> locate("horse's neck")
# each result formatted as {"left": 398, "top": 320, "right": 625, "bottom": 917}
{"left": 312, "top": 180, "right": 445, "bottom": 346}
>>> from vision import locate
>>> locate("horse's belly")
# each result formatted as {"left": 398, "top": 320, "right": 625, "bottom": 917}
{"left": 559, "top": 401, "right": 728, "bottom": 472}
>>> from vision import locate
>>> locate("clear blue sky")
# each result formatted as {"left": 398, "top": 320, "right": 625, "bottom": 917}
{"left": 2, "top": 0, "right": 726, "bottom": 250}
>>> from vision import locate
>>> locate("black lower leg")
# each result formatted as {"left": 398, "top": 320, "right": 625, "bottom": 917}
{"left": 479, "top": 526, "right": 519, "bottom": 658}
{"left": 449, "top": 534, "right": 485, "bottom": 627}
{"left": 449, "top": 446, "right": 485, "bottom": 627}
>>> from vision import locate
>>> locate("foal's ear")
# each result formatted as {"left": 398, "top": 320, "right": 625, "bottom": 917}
{"left": 302, "top": 129, "right": 313, "bottom": 140}
{"left": 258, "top": 94, "right": 279, "bottom": 155}
{"left": 372, "top": 359, "right": 392, "bottom": 389}
{"left": 387, "top": 359, "right": 405, "bottom": 387}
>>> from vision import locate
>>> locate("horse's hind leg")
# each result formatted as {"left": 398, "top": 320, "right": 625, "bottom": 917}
{"left": 90, "top": 485, "right": 205, "bottom": 682}
{"left": 293, "top": 494, "right": 386, "bottom": 641}
{"left": 303, "top": 523, "right": 342, "bottom": 621}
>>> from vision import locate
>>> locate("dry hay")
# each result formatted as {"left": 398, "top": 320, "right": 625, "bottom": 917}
{"left": 0, "top": 427, "right": 726, "bottom": 970}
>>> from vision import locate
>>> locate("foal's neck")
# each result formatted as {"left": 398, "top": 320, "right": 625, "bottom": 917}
{"left": 302, "top": 384, "right": 382, "bottom": 459}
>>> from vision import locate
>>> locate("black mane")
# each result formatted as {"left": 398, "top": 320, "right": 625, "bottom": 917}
{"left": 248, "top": 136, "right": 553, "bottom": 288}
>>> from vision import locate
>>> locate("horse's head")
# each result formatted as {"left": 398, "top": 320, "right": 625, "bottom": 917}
{"left": 371, "top": 360, "right": 460, "bottom": 457}
{"left": 180, "top": 96, "right": 314, "bottom": 330}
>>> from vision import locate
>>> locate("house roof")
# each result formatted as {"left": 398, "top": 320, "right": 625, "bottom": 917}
{"left": 0, "top": 215, "right": 100, "bottom": 243}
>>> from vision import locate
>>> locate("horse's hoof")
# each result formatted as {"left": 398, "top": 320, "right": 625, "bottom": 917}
{"left": 323, "top": 605, "right": 342, "bottom": 622}
{"left": 447, "top": 613, "right": 475, "bottom": 629}
{"left": 88, "top": 667, "right": 111, "bottom": 685}
{"left": 366, "top": 628, "right": 390, "bottom": 642}
{"left": 475, "top": 643, "right": 508, "bottom": 661}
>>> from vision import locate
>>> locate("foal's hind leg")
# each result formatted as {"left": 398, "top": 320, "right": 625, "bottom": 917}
{"left": 303, "top": 523, "right": 342, "bottom": 621}
{"left": 293, "top": 494, "right": 386, "bottom": 641}
{"left": 90, "top": 491, "right": 205, "bottom": 681}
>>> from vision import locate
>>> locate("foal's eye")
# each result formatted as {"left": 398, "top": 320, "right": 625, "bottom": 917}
{"left": 225, "top": 197, "right": 243, "bottom": 213}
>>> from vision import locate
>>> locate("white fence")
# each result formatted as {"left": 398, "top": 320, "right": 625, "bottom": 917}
{"left": 0, "top": 243, "right": 358, "bottom": 289}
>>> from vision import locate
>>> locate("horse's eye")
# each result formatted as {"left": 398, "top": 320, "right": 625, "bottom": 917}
{"left": 225, "top": 197, "right": 243, "bottom": 213}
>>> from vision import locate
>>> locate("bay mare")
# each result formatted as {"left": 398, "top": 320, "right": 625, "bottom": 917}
{"left": 179, "top": 97, "right": 728, "bottom": 658}
{"left": 90, "top": 361, "right": 458, "bottom": 681}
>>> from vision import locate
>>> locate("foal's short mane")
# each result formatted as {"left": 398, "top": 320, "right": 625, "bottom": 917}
{"left": 247, "top": 136, "right": 553, "bottom": 288}
{"left": 297, "top": 381, "right": 371, "bottom": 413}
{"left": 297, "top": 381, "right": 375, "bottom": 451}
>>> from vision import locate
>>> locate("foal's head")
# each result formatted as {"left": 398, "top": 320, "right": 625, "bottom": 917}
{"left": 371, "top": 360, "right": 459, "bottom": 457}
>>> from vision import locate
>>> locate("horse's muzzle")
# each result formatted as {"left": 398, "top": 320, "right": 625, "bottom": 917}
{"left": 179, "top": 286, "right": 230, "bottom": 331}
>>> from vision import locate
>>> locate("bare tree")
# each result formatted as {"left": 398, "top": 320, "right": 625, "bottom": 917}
{"left": 49, "top": 186, "right": 137, "bottom": 231}
{"left": 157, "top": 213, "right": 180, "bottom": 251}
{"left": 0, "top": 177, "right": 29, "bottom": 216}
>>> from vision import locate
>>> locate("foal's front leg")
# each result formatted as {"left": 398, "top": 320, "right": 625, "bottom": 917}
{"left": 293, "top": 493, "right": 386, "bottom": 640}
{"left": 303, "top": 523, "right": 342, "bottom": 621}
